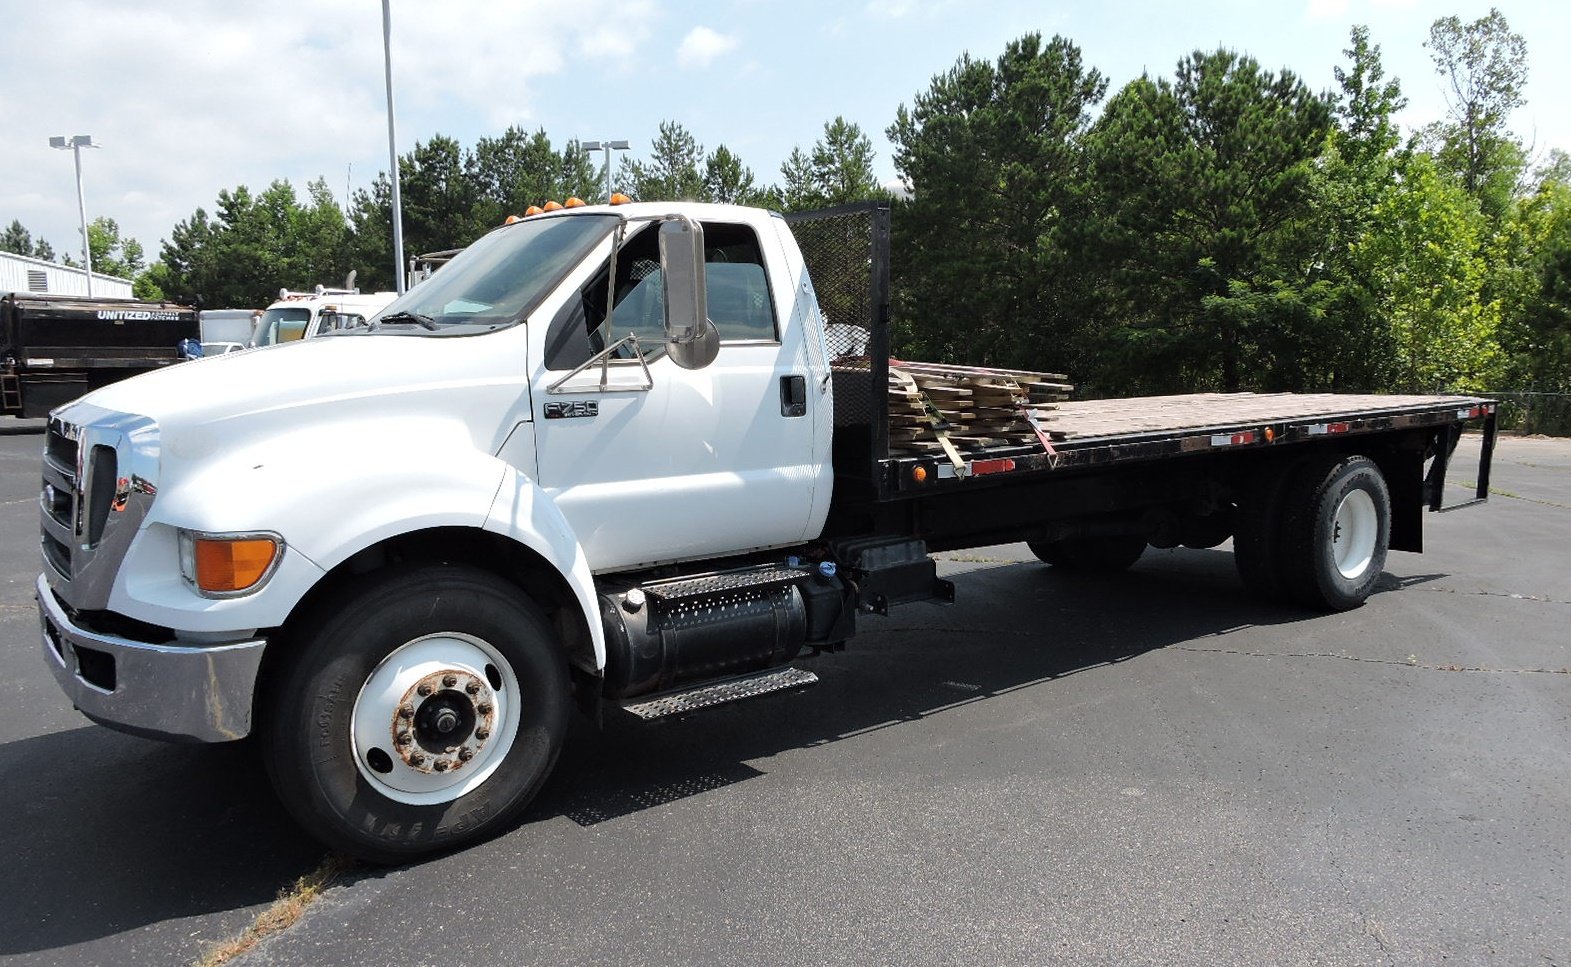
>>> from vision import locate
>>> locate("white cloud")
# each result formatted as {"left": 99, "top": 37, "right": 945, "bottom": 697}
{"left": 676, "top": 26, "right": 739, "bottom": 69}
{"left": 0, "top": 0, "right": 660, "bottom": 256}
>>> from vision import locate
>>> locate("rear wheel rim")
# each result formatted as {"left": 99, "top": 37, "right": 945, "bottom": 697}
{"left": 349, "top": 632, "right": 521, "bottom": 806}
{"left": 1331, "top": 489, "right": 1378, "bottom": 580}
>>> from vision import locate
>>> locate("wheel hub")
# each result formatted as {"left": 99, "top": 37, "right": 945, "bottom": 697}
{"left": 1331, "top": 489, "right": 1378, "bottom": 580}
{"left": 393, "top": 669, "right": 495, "bottom": 775}
{"left": 349, "top": 632, "right": 520, "bottom": 806}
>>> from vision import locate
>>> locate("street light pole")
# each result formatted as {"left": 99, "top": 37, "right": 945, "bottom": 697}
{"left": 381, "top": 0, "right": 406, "bottom": 294}
{"left": 581, "top": 140, "right": 630, "bottom": 203}
{"left": 49, "top": 134, "right": 99, "bottom": 296}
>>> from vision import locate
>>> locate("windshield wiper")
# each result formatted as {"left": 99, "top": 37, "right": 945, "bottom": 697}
{"left": 375, "top": 310, "right": 439, "bottom": 331}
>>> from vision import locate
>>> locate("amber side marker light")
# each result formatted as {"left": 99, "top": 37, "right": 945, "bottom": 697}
{"left": 180, "top": 531, "right": 281, "bottom": 595}
{"left": 912, "top": 465, "right": 929, "bottom": 484}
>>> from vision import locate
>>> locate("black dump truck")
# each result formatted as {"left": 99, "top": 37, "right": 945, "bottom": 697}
{"left": 1, "top": 292, "right": 200, "bottom": 418}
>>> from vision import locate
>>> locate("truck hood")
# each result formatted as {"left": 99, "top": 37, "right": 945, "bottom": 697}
{"left": 68, "top": 332, "right": 529, "bottom": 444}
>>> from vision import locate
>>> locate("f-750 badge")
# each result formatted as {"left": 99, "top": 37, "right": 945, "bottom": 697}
{"left": 544, "top": 401, "right": 598, "bottom": 420}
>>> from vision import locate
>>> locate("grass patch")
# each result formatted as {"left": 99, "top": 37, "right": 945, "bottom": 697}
{"left": 194, "top": 854, "right": 353, "bottom": 967}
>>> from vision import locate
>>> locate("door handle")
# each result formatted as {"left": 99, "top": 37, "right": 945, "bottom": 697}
{"left": 780, "top": 375, "right": 807, "bottom": 417}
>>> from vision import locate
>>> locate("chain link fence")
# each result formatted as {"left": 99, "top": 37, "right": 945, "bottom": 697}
{"left": 1484, "top": 390, "right": 1571, "bottom": 437}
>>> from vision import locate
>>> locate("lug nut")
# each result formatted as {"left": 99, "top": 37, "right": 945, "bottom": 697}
{"left": 458, "top": 748, "right": 475, "bottom": 762}
{"left": 396, "top": 733, "right": 412, "bottom": 746}
{"left": 433, "top": 759, "right": 449, "bottom": 772}
{"left": 399, "top": 704, "right": 415, "bottom": 719}
{"left": 411, "top": 754, "right": 426, "bottom": 766}
{"left": 417, "top": 683, "right": 433, "bottom": 697}
{"left": 476, "top": 728, "right": 490, "bottom": 740}
{"left": 442, "top": 674, "right": 458, "bottom": 688}
{"left": 477, "top": 703, "right": 492, "bottom": 715}
{"left": 465, "top": 681, "right": 481, "bottom": 695}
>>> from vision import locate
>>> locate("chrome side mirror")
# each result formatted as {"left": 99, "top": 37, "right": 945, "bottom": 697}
{"left": 658, "top": 217, "right": 719, "bottom": 370}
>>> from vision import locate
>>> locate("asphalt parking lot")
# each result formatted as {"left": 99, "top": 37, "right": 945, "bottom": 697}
{"left": 1, "top": 423, "right": 1566, "bottom": 967}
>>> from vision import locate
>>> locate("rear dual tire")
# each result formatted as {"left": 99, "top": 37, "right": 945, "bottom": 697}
{"left": 1234, "top": 454, "right": 1390, "bottom": 611}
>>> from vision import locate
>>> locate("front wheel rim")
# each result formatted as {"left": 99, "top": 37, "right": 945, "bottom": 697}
{"left": 1331, "top": 489, "right": 1378, "bottom": 580}
{"left": 349, "top": 632, "right": 522, "bottom": 806}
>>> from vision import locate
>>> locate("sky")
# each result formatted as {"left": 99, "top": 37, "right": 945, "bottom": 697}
{"left": 2, "top": 0, "right": 1567, "bottom": 274}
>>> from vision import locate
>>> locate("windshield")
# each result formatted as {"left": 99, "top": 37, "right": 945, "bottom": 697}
{"left": 255, "top": 307, "right": 311, "bottom": 346}
{"left": 379, "top": 213, "right": 617, "bottom": 334}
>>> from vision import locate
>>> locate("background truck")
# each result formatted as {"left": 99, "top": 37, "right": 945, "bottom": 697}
{"left": 2, "top": 292, "right": 199, "bottom": 419}
{"left": 251, "top": 285, "right": 397, "bottom": 346}
{"left": 35, "top": 201, "right": 1496, "bottom": 862}
{"left": 198, "top": 308, "right": 258, "bottom": 356}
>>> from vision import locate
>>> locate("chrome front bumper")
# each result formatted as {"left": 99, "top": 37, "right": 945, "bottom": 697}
{"left": 36, "top": 574, "right": 266, "bottom": 743}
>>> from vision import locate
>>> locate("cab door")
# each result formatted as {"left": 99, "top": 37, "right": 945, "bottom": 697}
{"left": 532, "top": 218, "right": 822, "bottom": 573}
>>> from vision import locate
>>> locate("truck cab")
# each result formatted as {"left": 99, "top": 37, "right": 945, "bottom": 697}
{"left": 252, "top": 287, "right": 398, "bottom": 346}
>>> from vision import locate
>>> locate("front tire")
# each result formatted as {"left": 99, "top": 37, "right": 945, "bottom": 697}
{"left": 263, "top": 565, "right": 570, "bottom": 864}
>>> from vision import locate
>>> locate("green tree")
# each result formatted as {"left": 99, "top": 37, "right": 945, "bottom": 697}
{"left": 1494, "top": 180, "right": 1571, "bottom": 389}
{"left": 1353, "top": 153, "right": 1501, "bottom": 391}
{"left": 620, "top": 121, "right": 707, "bottom": 201}
{"left": 1085, "top": 49, "right": 1333, "bottom": 392}
{"left": 467, "top": 127, "right": 598, "bottom": 221}
{"left": 779, "top": 117, "right": 885, "bottom": 212}
{"left": 703, "top": 144, "right": 767, "bottom": 205}
{"left": 62, "top": 216, "right": 146, "bottom": 280}
{"left": 1, "top": 220, "right": 56, "bottom": 261}
{"left": 887, "top": 33, "right": 1107, "bottom": 374}
{"left": 156, "top": 179, "right": 349, "bottom": 307}
{"left": 1422, "top": 7, "right": 1529, "bottom": 217}
{"left": 1305, "top": 25, "right": 1410, "bottom": 391}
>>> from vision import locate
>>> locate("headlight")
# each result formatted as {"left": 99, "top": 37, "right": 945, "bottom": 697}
{"left": 178, "top": 529, "right": 284, "bottom": 597}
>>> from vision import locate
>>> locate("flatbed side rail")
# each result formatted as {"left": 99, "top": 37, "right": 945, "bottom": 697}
{"left": 877, "top": 398, "right": 1499, "bottom": 498}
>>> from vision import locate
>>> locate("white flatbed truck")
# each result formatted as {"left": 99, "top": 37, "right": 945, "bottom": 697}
{"left": 35, "top": 201, "right": 1496, "bottom": 861}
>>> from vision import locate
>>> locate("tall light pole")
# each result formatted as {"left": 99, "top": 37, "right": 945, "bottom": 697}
{"left": 581, "top": 140, "right": 630, "bottom": 203}
{"left": 49, "top": 134, "right": 99, "bottom": 296}
{"left": 381, "top": 0, "right": 406, "bottom": 294}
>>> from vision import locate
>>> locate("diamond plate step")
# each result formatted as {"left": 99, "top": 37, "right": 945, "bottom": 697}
{"left": 621, "top": 666, "right": 819, "bottom": 721}
{"left": 642, "top": 567, "right": 807, "bottom": 609}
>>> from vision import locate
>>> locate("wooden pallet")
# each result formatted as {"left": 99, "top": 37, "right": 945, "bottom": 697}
{"left": 880, "top": 361, "right": 1074, "bottom": 458}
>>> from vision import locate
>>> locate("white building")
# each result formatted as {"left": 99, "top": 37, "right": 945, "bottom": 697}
{"left": 0, "top": 251, "right": 133, "bottom": 298}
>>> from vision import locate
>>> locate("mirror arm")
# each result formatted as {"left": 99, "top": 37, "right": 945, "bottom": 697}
{"left": 546, "top": 333, "right": 654, "bottom": 395}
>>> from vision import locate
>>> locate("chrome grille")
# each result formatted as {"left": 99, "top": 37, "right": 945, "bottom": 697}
{"left": 40, "top": 417, "right": 80, "bottom": 580}
{"left": 38, "top": 406, "right": 160, "bottom": 610}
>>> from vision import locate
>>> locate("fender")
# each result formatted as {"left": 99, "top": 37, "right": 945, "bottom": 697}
{"left": 484, "top": 466, "right": 606, "bottom": 670}
{"left": 107, "top": 416, "right": 513, "bottom": 632}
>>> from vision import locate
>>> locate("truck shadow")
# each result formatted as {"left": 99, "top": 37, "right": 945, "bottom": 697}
{"left": 0, "top": 726, "right": 322, "bottom": 957}
{"left": 0, "top": 547, "right": 1449, "bottom": 955}
{"left": 528, "top": 547, "right": 1448, "bottom": 829}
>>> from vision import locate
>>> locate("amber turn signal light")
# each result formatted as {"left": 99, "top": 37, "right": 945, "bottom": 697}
{"left": 181, "top": 533, "right": 281, "bottom": 594}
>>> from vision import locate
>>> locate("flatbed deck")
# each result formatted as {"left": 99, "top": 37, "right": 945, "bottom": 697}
{"left": 1044, "top": 392, "right": 1485, "bottom": 441}
{"left": 878, "top": 390, "right": 1498, "bottom": 494}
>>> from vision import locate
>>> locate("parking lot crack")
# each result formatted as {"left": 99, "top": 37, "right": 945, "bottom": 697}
{"left": 1174, "top": 645, "right": 1570, "bottom": 676}
{"left": 1419, "top": 586, "right": 1571, "bottom": 606}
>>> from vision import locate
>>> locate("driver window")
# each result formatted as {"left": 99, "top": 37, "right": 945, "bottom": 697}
{"left": 542, "top": 220, "right": 779, "bottom": 370}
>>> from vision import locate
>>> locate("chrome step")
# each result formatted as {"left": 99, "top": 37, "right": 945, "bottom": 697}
{"left": 621, "top": 666, "right": 819, "bottom": 721}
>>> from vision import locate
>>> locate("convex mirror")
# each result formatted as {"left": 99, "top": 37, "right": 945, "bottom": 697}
{"left": 658, "top": 217, "right": 719, "bottom": 369}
